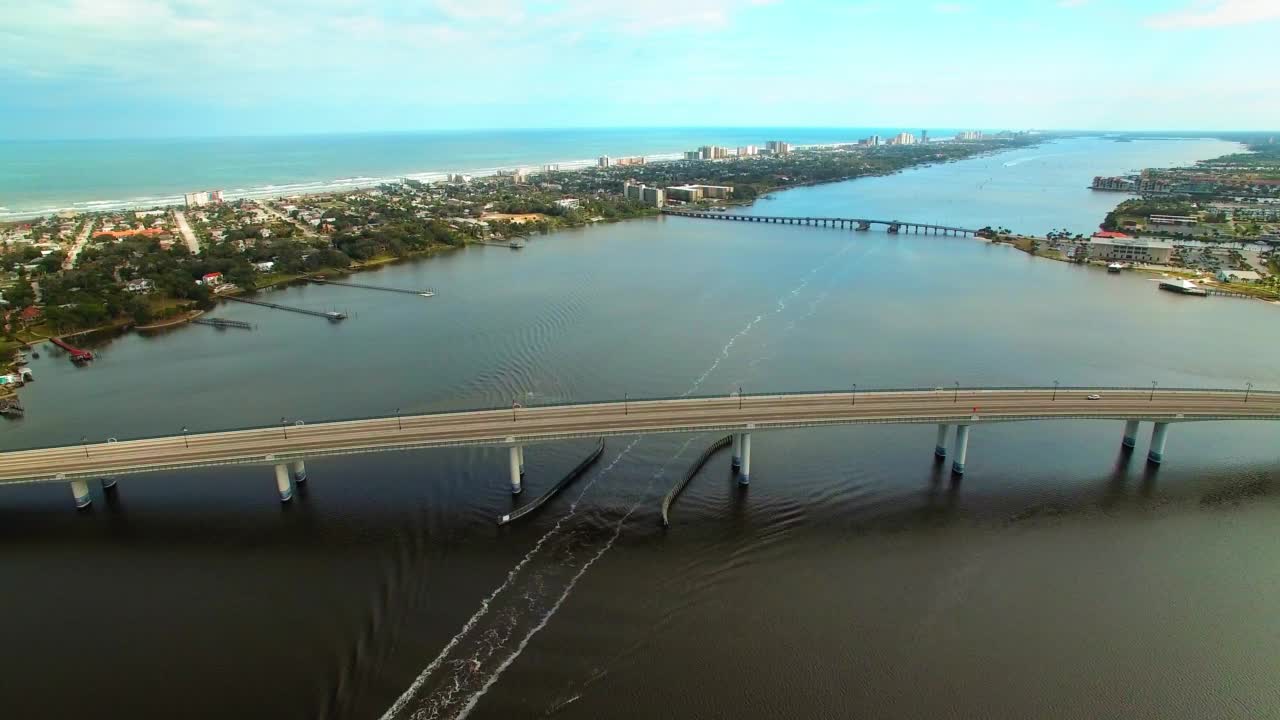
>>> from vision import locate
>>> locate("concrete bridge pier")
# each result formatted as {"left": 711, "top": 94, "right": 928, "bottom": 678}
{"left": 951, "top": 425, "right": 971, "bottom": 475}
{"left": 1121, "top": 420, "right": 1140, "bottom": 450}
{"left": 935, "top": 424, "right": 951, "bottom": 459}
{"left": 739, "top": 433, "right": 752, "bottom": 485}
{"left": 70, "top": 479, "right": 92, "bottom": 509}
{"left": 1148, "top": 422, "right": 1170, "bottom": 464}
{"left": 731, "top": 433, "right": 742, "bottom": 468}
{"left": 101, "top": 477, "right": 117, "bottom": 490}
{"left": 509, "top": 445, "right": 523, "bottom": 494}
{"left": 274, "top": 463, "right": 294, "bottom": 502}
{"left": 518, "top": 445, "right": 526, "bottom": 476}
{"left": 291, "top": 459, "right": 307, "bottom": 483}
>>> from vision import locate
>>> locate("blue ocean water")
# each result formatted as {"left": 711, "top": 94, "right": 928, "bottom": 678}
{"left": 0, "top": 127, "right": 957, "bottom": 219}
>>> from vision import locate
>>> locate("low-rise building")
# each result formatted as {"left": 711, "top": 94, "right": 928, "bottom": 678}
{"left": 1217, "top": 269, "right": 1262, "bottom": 283}
{"left": 1087, "top": 237, "right": 1174, "bottom": 264}
{"left": 198, "top": 272, "right": 224, "bottom": 287}
{"left": 665, "top": 184, "right": 734, "bottom": 202}
{"left": 253, "top": 261, "right": 276, "bottom": 273}
{"left": 125, "top": 278, "right": 154, "bottom": 294}
{"left": 554, "top": 198, "right": 581, "bottom": 210}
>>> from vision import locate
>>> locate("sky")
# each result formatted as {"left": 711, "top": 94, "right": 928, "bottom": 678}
{"left": 3, "top": 0, "right": 1279, "bottom": 139}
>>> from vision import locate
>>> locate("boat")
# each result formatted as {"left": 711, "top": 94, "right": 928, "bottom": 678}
{"left": 508, "top": 239, "right": 526, "bottom": 249}
{"left": 1158, "top": 278, "right": 1207, "bottom": 296}
{"left": 1107, "top": 263, "right": 1124, "bottom": 273}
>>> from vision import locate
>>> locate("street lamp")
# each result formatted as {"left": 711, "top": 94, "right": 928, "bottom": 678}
{"left": 182, "top": 426, "right": 189, "bottom": 448}
{"left": 395, "top": 407, "right": 402, "bottom": 431}
{"left": 851, "top": 383, "right": 857, "bottom": 407}
{"left": 512, "top": 399, "right": 519, "bottom": 422}
{"left": 1052, "top": 380, "right": 1059, "bottom": 401}
{"left": 738, "top": 386, "right": 743, "bottom": 411}
{"left": 81, "top": 436, "right": 89, "bottom": 459}
{"left": 624, "top": 393, "right": 629, "bottom": 415}
{"left": 953, "top": 381, "right": 959, "bottom": 404}
{"left": 1149, "top": 380, "right": 1157, "bottom": 401}
{"left": 281, "top": 417, "right": 289, "bottom": 439}
{"left": 1245, "top": 382, "right": 1253, "bottom": 403}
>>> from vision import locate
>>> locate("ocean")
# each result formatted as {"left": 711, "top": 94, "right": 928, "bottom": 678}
{"left": 0, "top": 127, "right": 966, "bottom": 220}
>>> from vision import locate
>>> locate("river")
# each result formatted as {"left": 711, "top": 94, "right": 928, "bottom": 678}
{"left": 4, "top": 137, "right": 1279, "bottom": 720}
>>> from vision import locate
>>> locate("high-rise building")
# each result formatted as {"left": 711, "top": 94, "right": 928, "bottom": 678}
{"left": 920, "top": 130, "right": 928, "bottom": 144}
{"left": 736, "top": 145, "right": 758, "bottom": 157}
{"left": 184, "top": 190, "right": 224, "bottom": 207}
{"left": 890, "top": 132, "right": 916, "bottom": 146}
{"left": 598, "top": 155, "right": 611, "bottom": 168}
{"left": 765, "top": 140, "right": 793, "bottom": 155}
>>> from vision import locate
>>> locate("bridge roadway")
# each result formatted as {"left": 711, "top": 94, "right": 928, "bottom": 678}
{"left": 662, "top": 209, "right": 980, "bottom": 236}
{"left": 2, "top": 388, "right": 1277, "bottom": 505}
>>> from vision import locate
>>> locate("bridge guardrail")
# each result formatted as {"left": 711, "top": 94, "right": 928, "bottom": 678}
{"left": 2, "top": 386, "right": 1272, "bottom": 454}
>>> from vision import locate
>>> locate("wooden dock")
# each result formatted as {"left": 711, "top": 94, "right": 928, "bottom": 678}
{"left": 312, "top": 278, "right": 435, "bottom": 297}
{"left": 192, "top": 317, "right": 254, "bottom": 330}
{"left": 222, "top": 295, "right": 347, "bottom": 321}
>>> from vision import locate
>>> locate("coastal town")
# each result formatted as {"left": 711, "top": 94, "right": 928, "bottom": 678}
{"left": 1, "top": 132, "right": 1277, "bottom": 408}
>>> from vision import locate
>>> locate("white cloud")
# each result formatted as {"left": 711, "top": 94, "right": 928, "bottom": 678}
{"left": 1146, "top": 0, "right": 1280, "bottom": 29}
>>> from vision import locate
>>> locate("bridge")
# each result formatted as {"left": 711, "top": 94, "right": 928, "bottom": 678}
{"left": 2, "top": 387, "right": 1275, "bottom": 509}
{"left": 662, "top": 209, "right": 980, "bottom": 236}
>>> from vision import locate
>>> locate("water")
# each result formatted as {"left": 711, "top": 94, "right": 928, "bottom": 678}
{"left": 1, "top": 127, "right": 954, "bottom": 220}
{"left": 4, "top": 137, "right": 1280, "bottom": 720}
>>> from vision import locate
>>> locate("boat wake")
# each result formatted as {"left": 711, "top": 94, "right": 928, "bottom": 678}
{"left": 379, "top": 242, "right": 857, "bottom": 719}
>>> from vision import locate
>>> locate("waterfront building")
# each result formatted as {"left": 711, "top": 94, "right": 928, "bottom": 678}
{"left": 1092, "top": 176, "right": 1138, "bottom": 192}
{"left": 765, "top": 140, "right": 792, "bottom": 155}
{"left": 554, "top": 198, "right": 580, "bottom": 210}
{"left": 1087, "top": 236, "right": 1174, "bottom": 264}
{"left": 183, "top": 189, "right": 224, "bottom": 207}
{"left": 665, "top": 184, "right": 734, "bottom": 202}
{"left": 623, "top": 181, "right": 666, "bottom": 208}
{"left": 736, "top": 145, "right": 758, "bottom": 157}
{"left": 598, "top": 156, "right": 611, "bottom": 168}
{"left": 1217, "top": 269, "right": 1262, "bottom": 283}
{"left": 198, "top": 272, "right": 225, "bottom": 287}
{"left": 542, "top": 163, "right": 560, "bottom": 172}
{"left": 956, "top": 130, "right": 984, "bottom": 141}
{"left": 684, "top": 151, "right": 700, "bottom": 161}
{"left": 921, "top": 130, "right": 928, "bottom": 144}
{"left": 890, "top": 132, "right": 916, "bottom": 146}
{"left": 614, "top": 156, "right": 646, "bottom": 166}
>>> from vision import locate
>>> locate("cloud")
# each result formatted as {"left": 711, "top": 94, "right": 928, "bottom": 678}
{"left": 1146, "top": 0, "right": 1280, "bottom": 29}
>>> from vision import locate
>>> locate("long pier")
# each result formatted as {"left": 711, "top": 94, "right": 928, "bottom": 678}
{"left": 498, "top": 438, "right": 605, "bottom": 525}
{"left": 661, "top": 435, "right": 732, "bottom": 527}
{"left": 222, "top": 295, "right": 347, "bottom": 321}
{"left": 312, "top": 278, "right": 435, "bottom": 297}
{"left": 5, "top": 387, "right": 1278, "bottom": 510}
{"left": 192, "top": 317, "right": 254, "bottom": 330}
{"left": 662, "top": 209, "right": 979, "bottom": 236}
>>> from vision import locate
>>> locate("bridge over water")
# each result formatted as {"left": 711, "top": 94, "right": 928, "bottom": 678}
{"left": 662, "top": 209, "right": 981, "bottom": 236}
{"left": 2, "top": 387, "right": 1275, "bottom": 509}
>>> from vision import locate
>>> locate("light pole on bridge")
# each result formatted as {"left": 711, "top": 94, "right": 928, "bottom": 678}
{"left": 851, "top": 383, "right": 857, "bottom": 407}
{"left": 624, "top": 393, "right": 629, "bottom": 415}
{"left": 738, "top": 386, "right": 743, "bottom": 411}
{"left": 182, "top": 426, "right": 189, "bottom": 448}
{"left": 281, "top": 417, "right": 289, "bottom": 439}
{"left": 1053, "top": 380, "right": 1059, "bottom": 401}
{"left": 81, "top": 436, "right": 88, "bottom": 459}
{"left": 395, "top": 407, "right": 402, "bottom": 431}
{"left": 1150, "top": 380, "right": 1157, "bottom": 401}
{"left": 953, "top": 381, "right": 959, "bottom": 404}
{"left": 1245, "top": 382, "right": 1253, "bottom": 403}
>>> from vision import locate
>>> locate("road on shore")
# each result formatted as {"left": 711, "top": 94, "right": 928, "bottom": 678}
{"left": 1, "top": 388, "right": 1276, "bottom": 485}
{"left": 173, "top": 210, "right": 201, "bottom": 254}
{"left": 61, "top": 219, "right": 95, "bottom": 269}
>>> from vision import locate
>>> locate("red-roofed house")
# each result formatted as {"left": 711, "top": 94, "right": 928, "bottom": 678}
{"left": 199, "top": 272, "right": 224, "bottom": 287}
{"left": 1092, "top": 231, "right": 1131, "bottom": 240}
